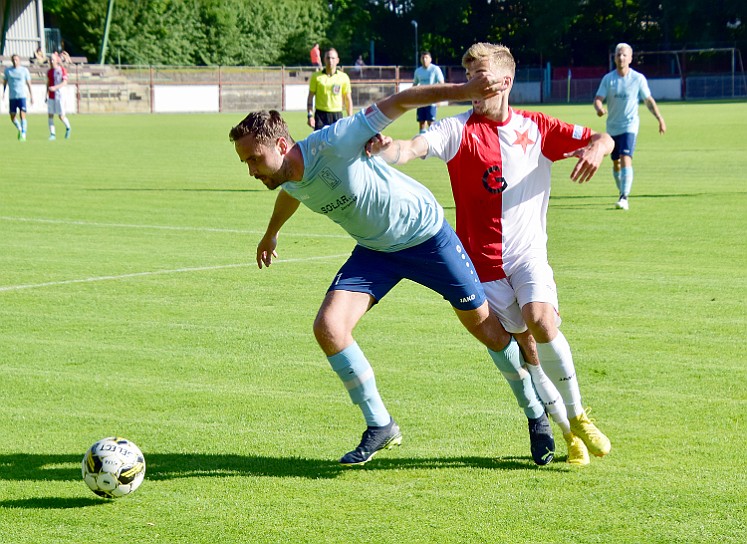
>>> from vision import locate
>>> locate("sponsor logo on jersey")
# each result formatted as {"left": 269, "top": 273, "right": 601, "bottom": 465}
{"left": 482, "top": 165, "right": 508, "bottom": 194}
{"left": 460, "top": 294, "right": 476, "bottom": 303}
{"left": 320, "top": 193, "right": 357, "bottom": 214}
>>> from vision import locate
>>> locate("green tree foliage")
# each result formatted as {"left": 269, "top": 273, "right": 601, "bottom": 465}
{"left": 49, "top": 0, "right": 745, "bottom": 66}
{"left": 49, "top": 0, "right": 329, "bottom": 65}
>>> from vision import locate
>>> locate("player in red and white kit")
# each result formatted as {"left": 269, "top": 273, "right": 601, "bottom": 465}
{"left": 368, "top": 43, "right": 613, "bottom": 465}
{"left": 46, "top": 56, "right": 72, "bottom": 140}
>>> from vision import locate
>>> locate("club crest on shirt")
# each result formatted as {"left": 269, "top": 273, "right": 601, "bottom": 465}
{"left": 482, "top": 165, "right": 507, "bottom": 194}
{"left": 319, "top": 167, "right": 342, "bottom": 189}
{"left": 333, "top": 84, "right": 341, "bottom": 95}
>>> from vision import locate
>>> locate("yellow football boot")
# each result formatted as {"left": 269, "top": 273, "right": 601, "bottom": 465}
{"left": 569, "top": 410, "right": 611, "bottom": 457}
{"left": 563, "top": 432, "right": 590, "bottom": 466}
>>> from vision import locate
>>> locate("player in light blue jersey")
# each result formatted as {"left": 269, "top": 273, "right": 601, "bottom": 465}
{"left": 412, "top": 51, "right": 445, "bottom": 133}
{"left": 594, "top": 43, "right": 666, "bottom": 210}
{"left": 229, "top": 74, "right": 557, "bottom": 466}
{"left": 2, "top": 54, "right": 34, "bottom": 141}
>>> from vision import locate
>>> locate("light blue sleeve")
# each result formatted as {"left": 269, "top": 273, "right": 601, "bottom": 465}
{"left": 323, "top": 105, "right": 393, "bottom": 157}
{"left": 637, "top": 73, "right": 652, "bottom": 100}
{"left": 436, "top": 66, "right": 445, "bottom": 83}
{"left": 595, "top": 74, "right": 609, "bottom": 98}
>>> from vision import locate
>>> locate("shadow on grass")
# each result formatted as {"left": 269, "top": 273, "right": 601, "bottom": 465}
{"left": 0, "top": 452, "right": 566, "bottom": 486}
{"left": 0, "top": 497, "right": 103, "bottom": 509}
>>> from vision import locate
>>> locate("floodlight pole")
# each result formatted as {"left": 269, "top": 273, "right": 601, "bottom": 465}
{"left": 411, "top": 20, "right": 418, "bottom": 68}
{"left": 99, "top": 0, "right": 115, "bottom": 65}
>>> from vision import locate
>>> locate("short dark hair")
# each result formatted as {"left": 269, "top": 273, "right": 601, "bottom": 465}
{"left": 421, "top": 51, "right": 431, "bottom": 57}
{"left": 228, "top": 110, "right": 294, "bottom": 146}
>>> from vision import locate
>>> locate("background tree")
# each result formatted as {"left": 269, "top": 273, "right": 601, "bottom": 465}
{"left": 45, "top": 0, "right": 745, "bottom": 67}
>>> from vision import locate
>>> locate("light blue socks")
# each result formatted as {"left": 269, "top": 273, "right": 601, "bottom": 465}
{"left": 328, "top": 342, "right": 390, "bottom": 427}
{"left": 620, "top": 166, "right": 633, "bottom": 197}
{"left": 613, "top": 168, "right": 621, "bottom": 194}
{"left": 488, "top": 338, "right": 544, "bottom": 419}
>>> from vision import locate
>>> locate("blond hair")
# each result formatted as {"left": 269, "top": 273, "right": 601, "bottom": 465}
{"left": 462, "top": 43, "right": 515, "bottom": 76}
{"left": 615, "top": 43, "right": 633, "bottom": 55}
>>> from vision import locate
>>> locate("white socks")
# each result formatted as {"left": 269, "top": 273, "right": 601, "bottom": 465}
{"left": 526, "top": 363, "right": 570, "bottom": 434}
{"left": 535, "top": 331, "right": 584, "bottom": 419}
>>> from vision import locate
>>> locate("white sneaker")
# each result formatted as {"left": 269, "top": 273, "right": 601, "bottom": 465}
{"left": 615, "top": 197, "right": 629, "bottom": 210}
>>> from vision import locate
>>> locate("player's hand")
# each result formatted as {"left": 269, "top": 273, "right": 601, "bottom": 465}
{"left": 307, "top": 116, "right": 315, "bottom": 129}
{"left": 658, "top": 118, "right": 667, "bottom": 135}
{"left": 365, "top": 133, "right": 393, "bottom": 157}
{"left": 596, "top": 107, "right": 607, "bottom": 117}
{"left": 566, "top": 145, "right": 604, "bottom": 184}
{"left": 256, "top": 234, "right": 279, "bottom": 269}
{"left": 464, "top": 72, "right": 505, "bottom": 99}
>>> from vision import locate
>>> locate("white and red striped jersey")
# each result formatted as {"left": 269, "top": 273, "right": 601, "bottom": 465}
{"left": 424, "top": 108, "right": 591, "bottom": 281}
{"left": 47, "top": 66, "right": 68, "bottom": 99}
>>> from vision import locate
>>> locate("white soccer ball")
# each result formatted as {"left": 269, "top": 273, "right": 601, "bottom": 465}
{"left": 81, "top": 437, "right": 146, "bottom": 498}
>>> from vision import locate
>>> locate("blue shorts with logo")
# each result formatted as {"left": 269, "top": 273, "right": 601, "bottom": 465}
{"left": 328, "top": 220, "right": 485, "bottom": 311}
{"left": 610, "top": 132, "right": 637, "bottom": 160}
{"left": 9, "top": 98, "right": 27, "bottom": 113}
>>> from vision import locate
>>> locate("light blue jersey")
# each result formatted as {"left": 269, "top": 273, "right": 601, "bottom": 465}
{"left": 3, "top": 66, "right": 31, "bottom": 99}
{"left": 282, "top": 105, "right": 444, "bottom": 252}
{"left": 413, "top": 64, "right": 445, "bottom": 87}
{"left": 595, "top": 68, "right": 651, "bottom": 136}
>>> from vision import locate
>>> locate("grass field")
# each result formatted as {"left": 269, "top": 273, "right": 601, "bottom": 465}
{"left": 1, "top": 101, "right": 746, "bottom": 543}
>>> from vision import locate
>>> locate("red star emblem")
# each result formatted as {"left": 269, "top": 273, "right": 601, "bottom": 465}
{"left": 513, "top": 129, "right": 535, "bottom": 153}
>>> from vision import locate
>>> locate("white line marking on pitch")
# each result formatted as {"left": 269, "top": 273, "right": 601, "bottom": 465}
{"left": 0, "top": 216, "right": 349, "bottom": 239}
{"left": 0, "top": 255, "right": 350, "bottom": 293}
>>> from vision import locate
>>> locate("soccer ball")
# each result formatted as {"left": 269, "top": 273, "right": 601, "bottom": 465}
{"left": 81, "top": 437, "right": 146, "bottom": 498}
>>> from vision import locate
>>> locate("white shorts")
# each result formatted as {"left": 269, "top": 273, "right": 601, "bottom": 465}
{"left": 482, "top": 258, "right": 561, "bottom": 334}
{"left": 47, "top": 97, "right": 66, "bottom": 116}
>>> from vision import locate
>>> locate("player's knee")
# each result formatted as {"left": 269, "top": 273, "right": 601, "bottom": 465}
{"left": 522, "top": 305, "right": 556, "bottom": 342}
{"left": 313, "top": 313, "right": 346, "bottom": 349}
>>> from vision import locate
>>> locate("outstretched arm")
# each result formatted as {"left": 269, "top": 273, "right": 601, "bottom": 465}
{"left": 375, "top": 72, "right": 503, "bottom": 121}
{"left": 566, "top": 131, "right": 614, "bottom": 184}
{"left": 257, "top": 189, "right": 301, "bottom": 269}
{"left": 365, "top": 134, "right": 429, "bottom": 165}
{"left": 645, "top": 96, "right": 666, "bottom": 134}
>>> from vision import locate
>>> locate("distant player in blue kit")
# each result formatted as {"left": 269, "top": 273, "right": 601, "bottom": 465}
{"left": 2, "top": 54, "right": 34, "bottom": 141}
{"left": 412, "top": 51, "right": 445, "bottom": 133}
{"left": 229, "top": 73, "right": 557, "bottom": 466}
{"left": 594, "top": 43, "right": 666, "bottom": 210}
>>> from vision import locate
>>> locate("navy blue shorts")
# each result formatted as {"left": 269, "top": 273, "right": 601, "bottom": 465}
{"left": 611, "top": 132, "right": 637, "bottom": 160}
{"left": 416, "top": 105, "right": 437, "bottom": 123}
{"left": 9, "top": 98, "right": 27, "bottom": 113}
{"left": 314, "top": 110, "right": 343, "bottom": 131}
{"left": 328, "top": 221, "right": 485, "bottom": 311}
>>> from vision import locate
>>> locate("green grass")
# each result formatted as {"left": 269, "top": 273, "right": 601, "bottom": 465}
{"left": 1, "top": 102, "right": 746, "bottom": 543}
